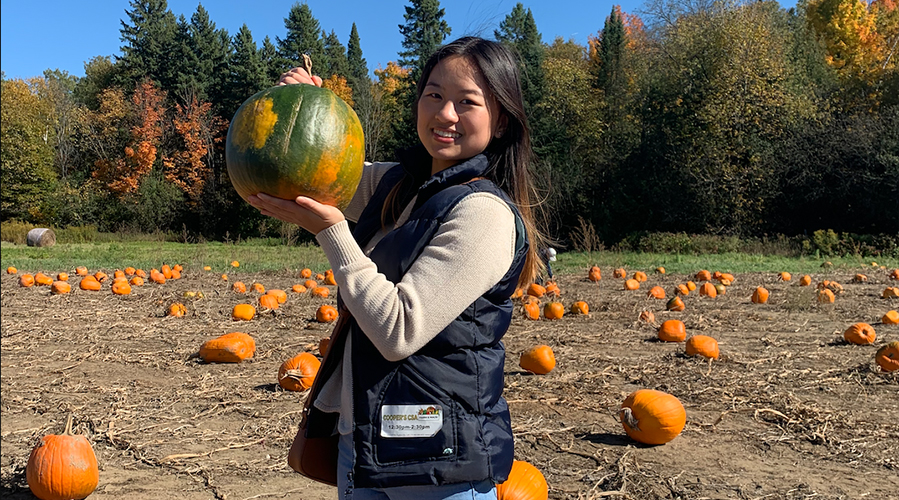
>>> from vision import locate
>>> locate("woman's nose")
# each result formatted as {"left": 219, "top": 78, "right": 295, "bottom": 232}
{"left": 436, "top": 100, "right": 458, "bottom": 122}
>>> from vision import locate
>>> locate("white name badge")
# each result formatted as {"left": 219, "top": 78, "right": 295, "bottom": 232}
{"left": 380, "top": 404, "right": 444, "bottom": 438}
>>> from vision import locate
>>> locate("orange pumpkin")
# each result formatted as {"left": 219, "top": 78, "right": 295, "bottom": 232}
{"left": 853, "top": 274, "right": 868, "bottom": 283}
{"left": 168, "top": 303, "right": 187, "bottom": 317}
{"left": 817, "top": 289, "right": 836, "bottom": 303}
{"left": 252, "top": 282, "right": 266, "bottom": 294}
{"left": 613, "top": 268, "right": 627, "bottom": 278}
{"left": 799, "top": 275, "right": 812, "bottom": 286}
{"left": 569, "top": 301, "right": 589, "bottom": 315}
{"left": 640, "top": 310, "right": 656, "bottom": 324}
{"left": 655, "top": 266, "right": 666, "bottom": 274}
{"left": 619, "top": 389, "right": 686, "bottom": 445}
{"left": 170, "top": 269, "right": 181, "bottom": 279}
{"left": 231, "top": 260, "right": 240, "bottom": 268}
{"left": 843, "top": 322, "right": 876, "bottom": 345}
{"left": 527, "top": 283, "right": 546, "bottom": 298}
{"left": 778, "top": 272, "right": 791, "bottom": 281}
{"left": 267, "top": 289, "right": 288, "bottom": 304}
{"left": 495, "top": 460, "right": 548, "bottom": 500}
{"left": 657, "top": 319, "right": 686, "bottom": 342}
{"left": 79, "top": 277, "right": 101, "bottom": 291}
{"left": 316, "top": 304, "right": 339, "bottom": 323}
{"left": 292, "top": 284, "right": 308, "bottom": 294}
{"left": 7, "top": 266, "right": 18, "bottom": 274}
{"left": 543, "top": 281, "right": 561, "bottom": 297}
{"left": 685, "top": 335, "right": 719, "bottom": 359}
{"left": 699, "top": 282, "right": 717, "bottom": 298}
{"left": 312, "top": 286, "right": 330, "bottom": 298}
{"left": 875, "top": 341, "right": 899, "bottom": 372}
{"left": 26, "top": 414, "right": 99, "bottom": 500}
{"left": 278, "top": 352, "right": 321, "bottom": 391}
{"left": 232, "top": 281, "right": 247, "bottom": 293}
{"left": 56, "top": 272, "right": 68, "bottom": 282}
{"left": 323, "top": 271, "right": 337, "bottom": 286}
{"left": 519, "top": 345, "right": 556, "bottom": 374}
{"left": 523, "top": 301, "right": 540, "bottom": 320}
{"left": 587, "top": 265, "right": 602, "bottom": 282}
{"left": 124, "top": 266, "right": 136, "bottom": 276}
{"left": 882, "top": 310, "right": 899, "bottom": 325}
{"left": 883, "top": 287, "right": 899, "bottom": 299}
{"left": 891, "top": 269, "right": 899, "bottom": 280}
{"left": 666, "top": 296, "right": 685, "bottom": 312}
{"left": 200, "top": 332, "right": 256, "bottom": 363}
{"left": 648, "top": 286, "right": 666, "bottom": 299}
{"left": 149, "top": 270, "right": 166, "bottom": 284}
{"left": 50, "top": 281, "right": 72, "bottom": 295}
{"left": 259, "top": 293, "right": 280, "bottom": 310}
{"left": 300, "top": 268, "right": 313, "bottom": 279}
{"left": 19, "top": 274, "right": 35, "bottom": 287}
{"left": 93, "top": 271, "right": 108, "bottom": 283}
{"left": 160, "top": 265, "right": 172, "bottom": 279}
{"left": 34, "top": 273, "right": 53, "bottom": 286}
{"left": 135, "top": 269, "right": 147, "bottom": 278}
{"left": 686, "top": 281, "right": 697, "bottom": 291}
{"left": 510, "top": 287, "right": 524, "bottom": 299}
{"left": 695, "top": 270, "right": 711, "bottom": 281}
{"left": 633, "top": 271, "right": 648, "bottom": 282}
{"left": 543, "top": 301, "right": 565, "bottom": 320}
{"left": 113, "top": 269, "right": 126, "bottom": 279}
{"left": 129, "top": 276, "right": 145, "bottom": 286}
{"left": 232, "top": 304, "right": 256, "bottom": 321}
{"left": 75, "top": 266, "right": 89, "bottom": 276}
{"left": 304, "top": 279, "right": 318, "bottom": 289}
{"left": 624, "top": 278, "right": 640, "bottom": 290}
{"left": 751, "top": 287, "right": 770, "bottom": 304}
{"left": 676, "top": 284, "right": 690, "bottom": 296}
{"left": 111, "top": 280, "right": 132, "bottom": 295}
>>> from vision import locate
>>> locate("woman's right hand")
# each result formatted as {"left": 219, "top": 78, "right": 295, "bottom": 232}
{"left": 278, "top": 67, "right": 323, "bottom": 87}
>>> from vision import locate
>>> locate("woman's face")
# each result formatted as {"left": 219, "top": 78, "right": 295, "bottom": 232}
{"left": 417, "top": 55, "right": 503, "bottom": 175}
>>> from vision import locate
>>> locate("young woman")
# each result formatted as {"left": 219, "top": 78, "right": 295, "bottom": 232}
{"left": 250, "top": 36, "right": 545, "bottom": 499}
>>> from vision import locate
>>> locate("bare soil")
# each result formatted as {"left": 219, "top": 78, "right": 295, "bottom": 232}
{"left": 2, "top": 267, "right": 897, "bottom": 500}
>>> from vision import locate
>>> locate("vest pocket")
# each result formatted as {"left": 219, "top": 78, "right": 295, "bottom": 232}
{"left": 373, "top": 366, "right": 458, "bottom": 465}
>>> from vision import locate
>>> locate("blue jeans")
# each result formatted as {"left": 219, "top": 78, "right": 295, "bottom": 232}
{"left": 337, "top": 432, "right": 497, "bottom": 499}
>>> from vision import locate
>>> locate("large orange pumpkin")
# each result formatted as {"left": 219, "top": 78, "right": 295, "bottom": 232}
{"left": 200, "top": 332, "right": 256, "bottom": 363}
{"left": 882, "top": 310, "right": 899, "bottom": 325}
{"left": 619, "top": 389, "right": 686, "bottom": 445}
{"left": 699, "top": 282, "right": 717, "bottom": 298}
{"left": 685, "top": 335, "right": 719, "bottom": 359}
{"left": 658, "top": 319, "right": 686, "bottom": 342}
{"left": 226, "top": 82, "right": 364, "bottom": 210}
{"left": 26, "top": 414, "right": 99, "bottom": 500}
{"left": 519, "top": 345, "right": 556, "bottom": 375}
{"left": 587, "top": 266, "right": 601, "bottom": 282}
{"left": 751, "top": 286, "right": 769, "bottom": 304}
{"left": 278, "top": 352, "right": 321, "bottom": 391}
{"left": 495, "top": 460, "right": 548, "bottom": 500}
{"left": 875, "top": 341, "right": 899, "bottom": 372}
{"left": 843, "top": 323, "right": 876, "bottom": 345}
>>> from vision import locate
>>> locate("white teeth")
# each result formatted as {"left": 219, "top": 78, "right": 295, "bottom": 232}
{"left": 434, "top": 129, "right": 460, "bottom": 138}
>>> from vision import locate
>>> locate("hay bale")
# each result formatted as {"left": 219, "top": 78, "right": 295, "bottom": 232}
{"left": 26, "top": 228, "right": 56, "bottom": 247}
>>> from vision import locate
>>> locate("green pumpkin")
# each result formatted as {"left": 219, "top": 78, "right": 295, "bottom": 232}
{"left": 226, "top": 84, "right": 364, "bottom": 210}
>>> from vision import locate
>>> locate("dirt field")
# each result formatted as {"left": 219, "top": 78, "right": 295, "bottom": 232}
{"left": 2, "top": 266, "right": 898, "bottom": 500}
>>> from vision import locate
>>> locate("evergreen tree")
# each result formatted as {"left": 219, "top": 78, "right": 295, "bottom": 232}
{"left": 117, "top": 0, "right": 179, "bottom": 91}
{"left": 225, "top": 24, "right": 270, "bottom": 117}
{"left": 347, "top": 23, "right": 370, "bottom": 91}
{"left": 277, "top": 3, "right": 327, "bottom": 72}
{"left": 323, "top": 30, "right": 350, "bottom": 79}
{"left": 398, "top": 0, "right": 451, "bottom": 83}
{"left": 495, "top": 4, "right": 546, "bottom": 129}
{"left": 185, "top": 5, "right": 231, "bottom": 104}
{"left": 595, "top": 7, "right": 625, "bottom": 91}
{"left": 260, "top": 36, "right": 282, "bottom": 84}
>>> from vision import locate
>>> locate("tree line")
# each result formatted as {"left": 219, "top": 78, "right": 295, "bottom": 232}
{"left": 2, "top": 0, "right": 897, "bottom": 247}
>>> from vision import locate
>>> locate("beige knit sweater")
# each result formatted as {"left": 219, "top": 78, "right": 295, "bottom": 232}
{"left": 313, "top": 161, "right": 517, "bottom": 434}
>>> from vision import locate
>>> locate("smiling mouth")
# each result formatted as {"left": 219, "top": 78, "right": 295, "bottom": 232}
{"left": 433, "top": 129, "right": 461, "bottom": 139}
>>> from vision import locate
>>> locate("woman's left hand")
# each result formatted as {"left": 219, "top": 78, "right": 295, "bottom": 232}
{"left": 247, "top": 193, "right": 345, "bottom": 235}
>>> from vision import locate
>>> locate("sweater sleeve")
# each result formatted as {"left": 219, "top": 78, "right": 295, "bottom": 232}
{"left": 343, "top": 161, "right": 397, "bottom": 223}
{"left": 315, "top": 192, "right": 516, "bottom": 362}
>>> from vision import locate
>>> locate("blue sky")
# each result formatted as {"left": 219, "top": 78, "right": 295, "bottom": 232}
{"left": 1, "top": 0, "right": 646, "bottom": 81}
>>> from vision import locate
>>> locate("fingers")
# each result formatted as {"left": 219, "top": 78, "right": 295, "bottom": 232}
{"left": 277, "top": 68, "right": 323, "bottom": 87}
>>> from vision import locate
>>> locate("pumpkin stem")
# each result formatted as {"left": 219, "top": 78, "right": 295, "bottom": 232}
{"left": 301, "top": 53, "right": 313, "bottom": 75}
{"left": 281, "top": 369, "right": 308, "bottom": 382}
{"left": 619, "top": 407, "right": 641, "bottom": 432}
{"left": 63, "top": 412, "right": 74, "bottom": 436}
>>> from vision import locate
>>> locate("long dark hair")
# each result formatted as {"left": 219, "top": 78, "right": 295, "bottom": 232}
{"left": 385, "top": 36, "right": 546, "bottom": 286}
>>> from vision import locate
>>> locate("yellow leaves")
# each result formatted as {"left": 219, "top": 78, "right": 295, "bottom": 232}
{"left": 321, "top": 75, "right": 354, "bottom": 107}
{"left": 807, "top": 0, "right": 888, "bottom": 82}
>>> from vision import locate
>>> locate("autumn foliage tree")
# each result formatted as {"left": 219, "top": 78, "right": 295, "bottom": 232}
{"left": 163, "top": 94, "right": 227, "bottom": 205}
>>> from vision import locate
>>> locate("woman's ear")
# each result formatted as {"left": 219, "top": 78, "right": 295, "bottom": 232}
{"left": 494, "top": 114, "right": 509, "bottom": 138}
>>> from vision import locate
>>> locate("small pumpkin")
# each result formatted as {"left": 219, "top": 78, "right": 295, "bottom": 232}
{"left": 316, "top": 273, "right": 326, "bottom": 281}
{"left": 170, "top": 269, "right": 181, "bottom": 279}
{"left": 259, "top": 293, "right": 280, "bottom": 310}
{"left": 817, "top": 289, "right": 836, "bottom": 303}
{"left": 882, "top": 310, "right": 899, "bottom": 325}
{"left": 699, "top": 282, "right": 717, "bottom": 298}
{"left": 50, "top": 281, "right": 72, "bottom": 295}
{"left": 129, "top": 276, "right": 145, "bottom": 286}
{"left": 75, "top": 266, "right": 89, "bottom": 276}
{"left": 588, "top": 265, "right": 602, "bottom": 282}
{"left": 124, "top": 267, "right": 136, "bottom": 276}
{"left": 624, "top": 278, "right": 640, "bottom": 290}
{"left": 252, "top": 282, "right": 266, "bottom": 294}
{"left": 93, "top": 271, "right": 108, "bottom": 283}
{"left": 853, "top": 274, "right": 868, "bottom": 283}
{"left": 676, "top": 284, "right": 690, "bottom": 296}
{"left": 778, "top": 272, "right": 791, "bottom": 281}
{"left": 149, "top": 270, "right": 166, "bottom": 284}
{"left": 843, "top": 322, "right": 876, "bottom": 345}
{"left": 544, "top": 281, "right": 561, "bottom": 297}
{"left": 751, "top": 286, "right": 770, "bottom": 304}
{"left": 666, "top": 296, "right": 685, "bottom": 312}
{"left": 34, "top": 273, "right": 53, "bottom": 286}
{"left": 300, "top": 268, "right": 313, "bottom": 279}
{"left": 311, "top": 286, "right": 330, "bottom": 298}
{"left": 323, "top": 270, "right": 337, "bottom": 286}
{"left": 113, "top": 269, "right": 126, "bottom": 279}
{"left": 657, "top": 319, "right": 686, "bottom": 342}
{"left": 19, "top": 274, "right": 35, "bottom": 287}
{"left": 231, "top": 260, "right": 240, "bottom": 268}
{"left": 714, "top": 283, "right": 727, "bottom": 295}
{"left": 316, "top": 304, "right": 339, "bottom": 323}
{"left": 519, "top": 345, "right": 556, "bottom": 374}
{"left": 685, "top": 335, "right": 719, "bottom": 359}
{"left": 891, "top": 268, "right": 899, "bottom": 280}
{"left": 267, "top": 289, "right": 288, "bottom": 303}
{"left": 543, "top": 301, "right": 564, "bottom": 320}
{"left": 200, "top": 332, "right": 256, "bottom": 363}
{"left": 639, "top": 310, "right": 656, "bottom": 324}
{"left": 799, "top": 275, "right": 812, "bottom": 286}
{"left": 135, "top": 269, "right": 147, "bottom": 278}
{"left": 56, "top": 272, "right": 68, "bottom": 282}
{"left": 168, "top": 303, "right": 187, "bottom": 317}
{"left": 79, "top": 277, "right": 101, "bottom": 291}
{"left": 613, "top": 267, "right": 627, "bottom": 278}
{"left": 633, "top": 271, "right": 648, "bottom": 282}
{"left": 291, "top": 284, "right": 308, "bottom": 294}
{"left": 232, "top": 304, "right": 257, "bottom": 321}
{"left": 883, "top": 287, "right": 899, "bottom": 299}
{"left": 655, "top": 266, "right": 666, "bottom": 274}
{"left": 203, "top": 265, "right": 212, "bottom": 271}
{"left": 304, "top": 279, "right": 318, "bottom": 289}
{"left": 7, "top": 266, "right": 18, "bottom": 274}
{"left": 875, "top": 341, "right": 899, "bottom": 372}
{"left": 570, "top": 301, "right": 589, "bottom": 315}
{"left": 26, "top": 414, "right": 99, "bottom": 500}
{"left": 523, "top": 301, "right": 540, "bottom": 320}
{"left": 527, "top": 283, "right": 546, "bottom": 297}
{"left": 510, "top": 287, "right": 524, "bottom": 299}
{"left": 160, "top": 265, "right": 172, "bottom": 279}
{"left": 278, "top": 352, "right": 321, "bottom": 391}
{"left": 686, "top": 281, "right": 697, "bottom": 291}
{"left": 495, "top": 460, "right": 548, "bottom": 500}
{"left": 111, "top": 280, "right": 132, "bottom": 295}
{"left": 695, "top": 270, "right": 711, "bottom": 281}
{"left": 232, "top": 281, "right": 247, "bottom": 293}
{"left": 619, "top": 389, "right": 686, "bottom": 445}
{"left": 648, "top": 286, "right": 666, "bottom": 299}
{"left": 226, "top": 81, "right": 365, "bottom": 211}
